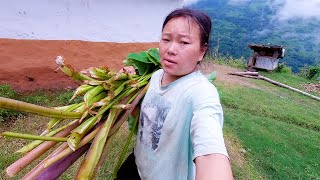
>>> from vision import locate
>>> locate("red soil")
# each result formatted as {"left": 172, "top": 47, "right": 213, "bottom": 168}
{"left": 0, "top": 38, "right": 158, "bottom": 92}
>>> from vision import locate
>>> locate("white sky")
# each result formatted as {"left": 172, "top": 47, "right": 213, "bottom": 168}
{"left": 183, "top": 0, "right": 200, "bottom": 6}
{"left": 274, "top": 0, "right": 320, "bottom": 21}
{"left": 229, "top": 0, "right": 320, "bottom": 21}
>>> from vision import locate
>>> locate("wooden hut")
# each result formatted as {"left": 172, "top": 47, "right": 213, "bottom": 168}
{"left": 247, "top": 44, "right": 285, "bottom": 71}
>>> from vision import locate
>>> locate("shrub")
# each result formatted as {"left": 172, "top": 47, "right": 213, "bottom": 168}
{"left": 306, "top": 66, "right": 320, "bottom": 79}
{"left": 275, "top": 63, "right": 292, "bottom": 74}
{"left": 299, "top": 65, "right": 320, "bottom": 79}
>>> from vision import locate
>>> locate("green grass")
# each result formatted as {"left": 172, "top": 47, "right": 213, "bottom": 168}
{"left": 259, "top": 71, "right": 319, "bottom": 91}
{"left": 216, "top": 73, "right": 320, "bottom": 179}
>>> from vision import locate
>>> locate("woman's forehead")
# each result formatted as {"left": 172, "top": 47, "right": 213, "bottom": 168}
{"left": 162, "top": 17, "right": 200, "bottom": 36}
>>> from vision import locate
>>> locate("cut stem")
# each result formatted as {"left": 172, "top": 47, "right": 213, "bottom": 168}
{"left": 0, "top": 97, "right": 82, "bottom": 119}
{"left": 5, "top": 121, "right": 79, "bottom": 178}
{"left": 2, "top": 132, "right": 67, "bottom": 142}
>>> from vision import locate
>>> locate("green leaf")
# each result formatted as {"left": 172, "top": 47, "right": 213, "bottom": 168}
{"left": 148, "top": 48, "right": 160, "bottom": 62}
{"left": 147, "top": 53, "right": 160, "bottom": 66}
{"left": 127, "top": 52, "right": 152, "bottom": 64}
{"left": 206, "top": 71, "right": 217, "bottom": 83}
{"left": 133, "top": 60, "right": 151, "bottom": 75}
{"left": 147, "top": 48, "right": 161, "bottom": 66}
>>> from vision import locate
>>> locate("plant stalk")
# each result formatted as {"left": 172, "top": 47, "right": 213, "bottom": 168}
{"left": 0, "top": 97, "right": 82, "bottom": 119}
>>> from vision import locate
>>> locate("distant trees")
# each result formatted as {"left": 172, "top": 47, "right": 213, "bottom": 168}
{"left": 191, "top": 0, "right": 320, "bottom": 72}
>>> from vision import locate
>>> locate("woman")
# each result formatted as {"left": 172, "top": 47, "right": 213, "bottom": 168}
{"left": 118, "top": 8, "right": 233, "bottom": 180}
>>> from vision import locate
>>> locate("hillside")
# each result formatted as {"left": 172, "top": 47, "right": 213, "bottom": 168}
{"left": 189, "top": 0, "right": 320, "bottom": 72}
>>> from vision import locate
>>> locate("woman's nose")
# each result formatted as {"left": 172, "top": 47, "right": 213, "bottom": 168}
{"left": 167, "top": 42, "right": 177, "bottom": 55}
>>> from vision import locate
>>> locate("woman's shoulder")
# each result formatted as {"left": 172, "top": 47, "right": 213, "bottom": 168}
{"left": 186, "top": 72, "right": 220, "bottom": 102}
{"left": 150, "top": 69, "right": 164, "bottom": 79}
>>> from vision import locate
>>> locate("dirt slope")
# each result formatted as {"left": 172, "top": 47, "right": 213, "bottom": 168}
{"left": 0, "top": 38, "right": 158, "bottom": 92}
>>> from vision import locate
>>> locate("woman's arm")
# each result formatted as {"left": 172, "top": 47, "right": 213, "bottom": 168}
{"left": 195, "top": 154, "right": 233, "bottom": 180}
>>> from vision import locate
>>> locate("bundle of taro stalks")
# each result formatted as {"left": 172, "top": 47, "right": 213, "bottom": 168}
{"left": 0, "top": 48, "right": 161, "bottom": 179}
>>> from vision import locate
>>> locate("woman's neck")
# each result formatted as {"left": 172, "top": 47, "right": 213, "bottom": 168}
{"left": 161, "top": 73, "right": 181, "bottom": 86}
{"left": 161, "top": 69, "right": 199, "bottom": 86}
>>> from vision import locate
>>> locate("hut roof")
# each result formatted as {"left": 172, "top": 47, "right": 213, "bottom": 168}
{"left": 248, "top": 44, "right": 284, "bottom": 51}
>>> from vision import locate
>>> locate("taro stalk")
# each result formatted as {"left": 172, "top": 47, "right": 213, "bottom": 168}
{"left": 0, "top": 97, "right": 82, "bottom": 119}
{"left": 55, "top": 56, "right": 95, "bottom": 81}
{"left": 2, "top": 49, "right": 160, "bottom": 178}
{"left": 5, "top": 120, "right": 79, "bottom": 178}
{"left": 76, "top": 83, "right": 149, "bottom": 180}
{"left": 16, "top": 119, "right": 79, "bottom": 154}
{"left": 75, "top": 109, "right": 118, "bottom": 180}
{"left": 1, "top": 132, "right": 67, "bottom": 142}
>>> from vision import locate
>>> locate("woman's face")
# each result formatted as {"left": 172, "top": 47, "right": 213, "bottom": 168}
{"left": 159, "top": 17, "right": 206, "bottom": 79}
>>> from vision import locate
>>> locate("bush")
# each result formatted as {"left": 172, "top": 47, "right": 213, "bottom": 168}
{"left": 306, "top": 66, "right": 320, "bottom": 79}
{"left": 275, "top": 63, "right": 292, "bottom": 74}
{"left": 299, "top": 65, "right": 320, "bottom": 79}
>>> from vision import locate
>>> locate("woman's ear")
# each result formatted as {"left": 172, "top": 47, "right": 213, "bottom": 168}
{"left": 199, "top": 43, "right": 208, "bottom": 59}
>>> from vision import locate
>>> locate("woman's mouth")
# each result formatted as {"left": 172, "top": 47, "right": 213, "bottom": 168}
{"left": 163, "top": 59, "right": 176, "bottom": 66}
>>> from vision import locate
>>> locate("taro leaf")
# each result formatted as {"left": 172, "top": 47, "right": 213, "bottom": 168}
{"left": 206, "top": 71, "right": 217, "bottom": 83}
{"left": 147, "top": 53, "right": 160, "bottom": 66}
{"left": 133, "top": 60, "right": 151, "bottom": 75}
{"left": 148, "top": 48, "right": 160, "bottom": 63}
{"left": 127, "top": 52, "right": 152, "bottom": 64}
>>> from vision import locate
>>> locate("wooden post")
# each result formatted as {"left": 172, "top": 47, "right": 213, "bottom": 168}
{"left": 215, "top": 38, "right": 220, "bottom": 60}
{"left": 228, "top": 72, "right": 320, "bottom": 101}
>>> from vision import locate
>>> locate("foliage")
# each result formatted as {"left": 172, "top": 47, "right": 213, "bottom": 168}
{"left": 275, "top": 63, "right": 292, "bottom": 74}
{"left": 189, "top": 0, "right": 320, "bottom": 72}
{"left": 299, "top": 65, "right": 320, "bottom": 79}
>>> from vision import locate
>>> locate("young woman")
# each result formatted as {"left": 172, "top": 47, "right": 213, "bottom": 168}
{"left": 117, "top": 8, "right": 233, "bottom": 180}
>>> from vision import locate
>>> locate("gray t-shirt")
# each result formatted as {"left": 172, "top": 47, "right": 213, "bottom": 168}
{"left": 135, "top": 69, "right": 228, "bottom": 180}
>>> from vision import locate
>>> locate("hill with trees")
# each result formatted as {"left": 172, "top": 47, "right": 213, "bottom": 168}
{"left": 189, "top": 0, "right": 320, "bottom": 72}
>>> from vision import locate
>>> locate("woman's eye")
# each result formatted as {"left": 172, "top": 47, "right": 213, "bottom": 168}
{"left": 181, "top": 41, "right": 189, "bottom": 44}
{"left": 162, "top": 38, "right": 169, "bottom": 42}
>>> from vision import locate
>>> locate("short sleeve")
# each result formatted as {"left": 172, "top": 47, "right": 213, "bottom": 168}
{"left": 190, "top": 83, "right": 229, "bottom": 161}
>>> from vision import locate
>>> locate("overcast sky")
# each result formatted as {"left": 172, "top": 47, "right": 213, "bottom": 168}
{"left": 228, "top": 0, "right": 320, "bottom": 21}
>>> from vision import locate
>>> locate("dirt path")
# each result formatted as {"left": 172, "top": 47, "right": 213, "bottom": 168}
{"left": 202, "top": 62, "right": 258, "bottom": 88}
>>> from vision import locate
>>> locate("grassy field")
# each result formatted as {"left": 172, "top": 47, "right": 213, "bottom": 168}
{"left": 217, "top": 71, "right": 320, "bottom": 179}
{"left": 0, "top": 65, "right": 319, "bottom": 179}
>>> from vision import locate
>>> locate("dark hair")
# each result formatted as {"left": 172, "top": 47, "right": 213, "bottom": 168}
{"left": 162, "top": 8, "right": 212, "bottom": 52}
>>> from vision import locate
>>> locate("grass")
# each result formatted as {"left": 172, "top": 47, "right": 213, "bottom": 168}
{"left": 259, "top": 71, "right": 319, "bottom": 91}
{"left": 216, "top": 73, "right": 320, "bottom": 179}
{"left": 1, "top": 61, "right": 320, "bottom": 179}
